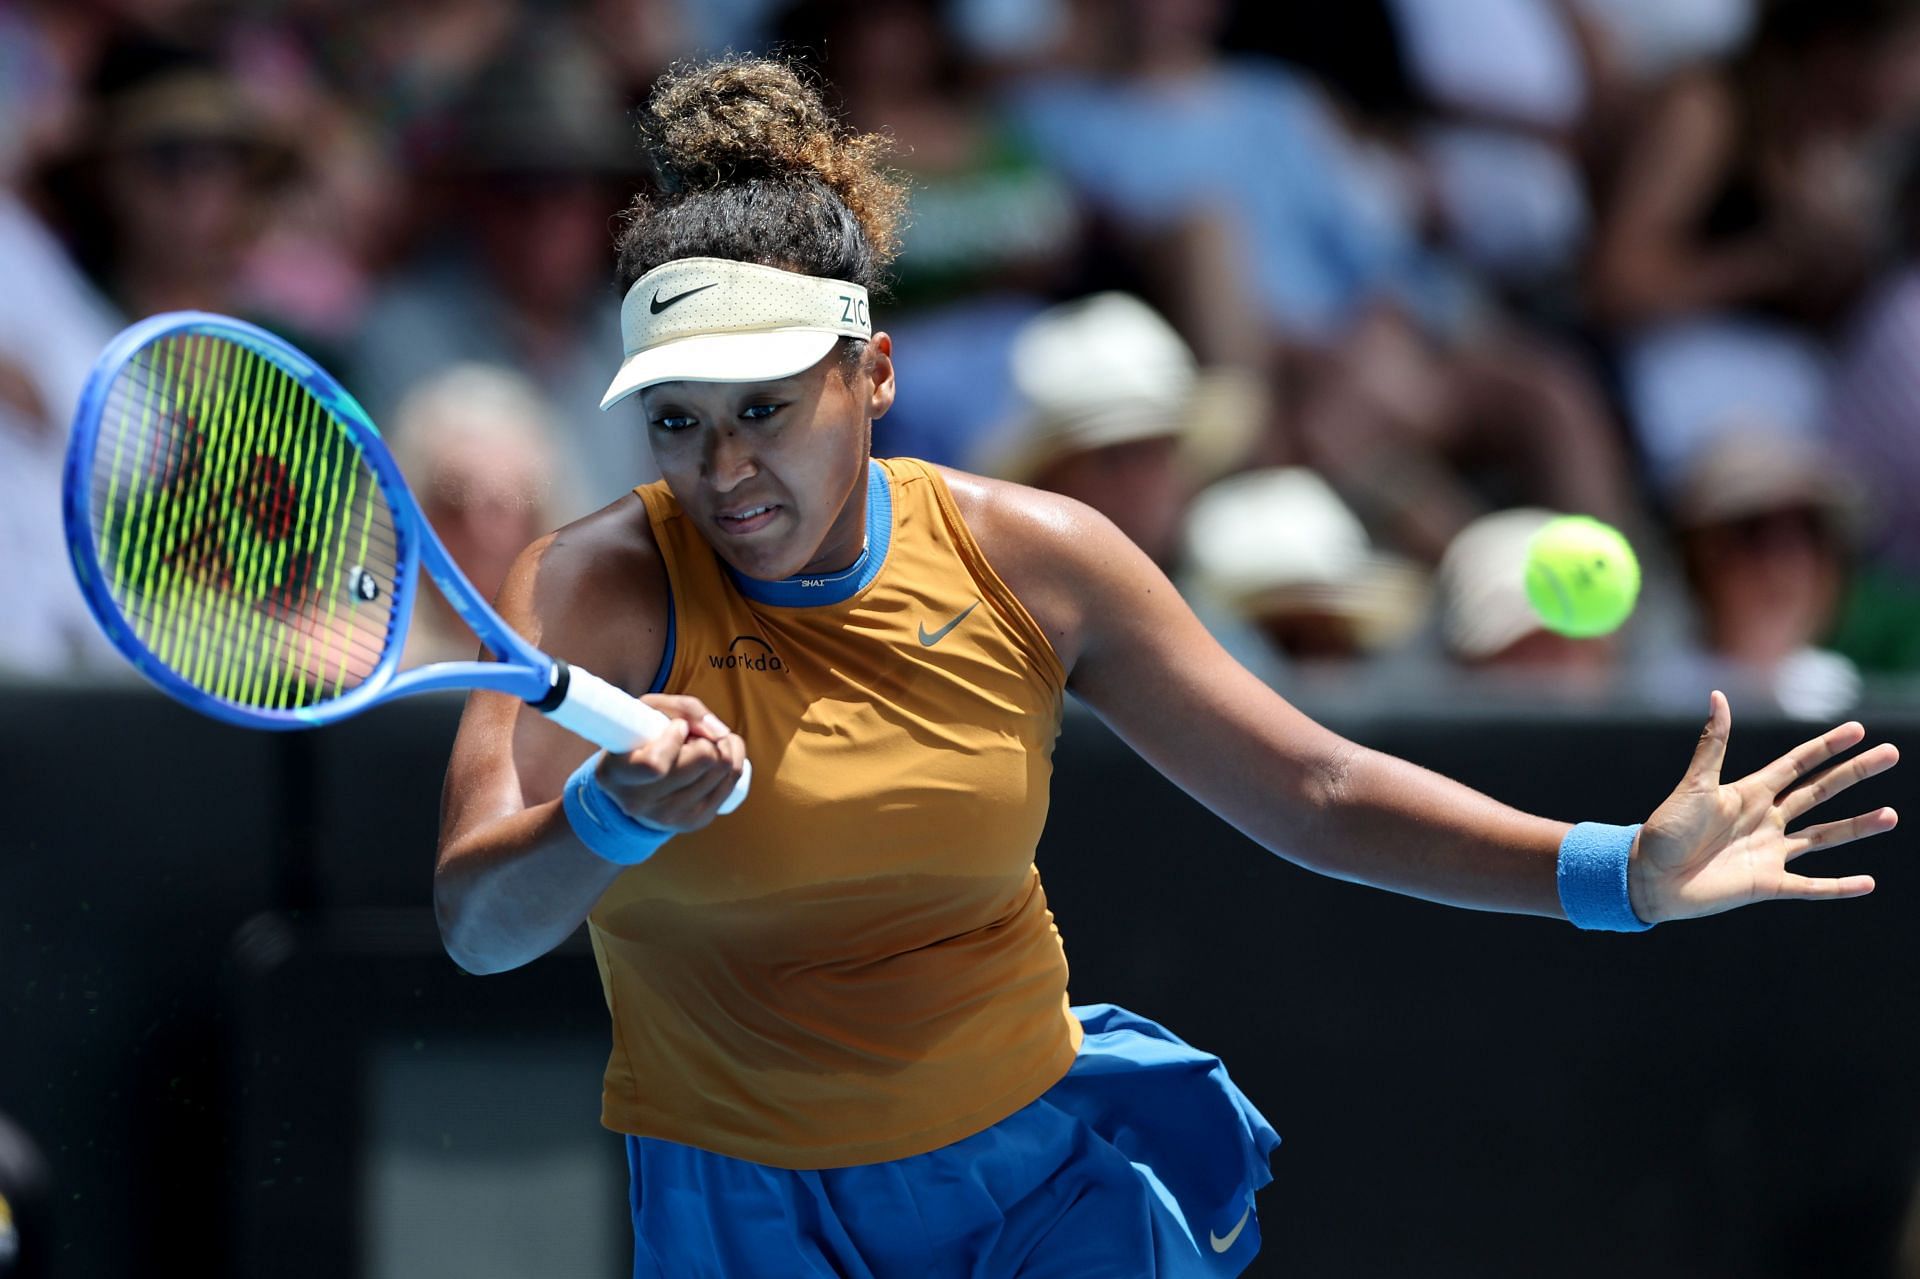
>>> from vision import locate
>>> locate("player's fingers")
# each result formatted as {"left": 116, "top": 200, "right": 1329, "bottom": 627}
{"left": 624, "top": 734, "right": 731, "bottom": 798}
{"left": 1777, "top": 744, "right": 1899, "bottom": 822}
{"left": 709, "top": 731, "right": 747, "bottom": 774}
{"left": 1748, "top": 718, "right": 1868, "bottom": 796}
{"left": 686, "top": 754, "right": 746, "bottom": 820}
{"left": 640, "top": 694, "right": 731, "bottom": 740}
{"left": 601, "top": 718, "right": 691, "bottom": 785}
{"left": 1686, "top": 691, "right": 1731, "bottom": 785}
{"left": 1769, "top": 871, "right": 1877, "bottom": 901}
{"left": 1785, "top": 806, "right": 1899, "bottom": 860}
{"left": 643, "top": 747, "right": 743, "bottom": 829}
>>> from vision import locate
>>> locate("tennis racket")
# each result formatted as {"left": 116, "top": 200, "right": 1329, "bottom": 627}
{"left": 61, "top": 310, "right": 749, "bottom": 813}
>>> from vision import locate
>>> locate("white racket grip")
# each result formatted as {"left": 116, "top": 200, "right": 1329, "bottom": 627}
{"left": 540, "top": 665, "right": 751, "bottom": 814}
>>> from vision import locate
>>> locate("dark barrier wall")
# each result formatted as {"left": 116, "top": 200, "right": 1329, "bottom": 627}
{"left": 2, "top": 685, "right": 1915, "bottom": 1278}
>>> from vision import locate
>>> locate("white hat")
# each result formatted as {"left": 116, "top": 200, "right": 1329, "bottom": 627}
{"left": 599, "top": 257, "right": 872, "bottom": 410}
{"left": 982, "top": 292, "right": 1261, "bottom": 483}
{"left": 1435, "top": 508, "right": 1558, "bottom": 660}
{"left": 1184, "top": 467, "right": 1430, "bottom": 650}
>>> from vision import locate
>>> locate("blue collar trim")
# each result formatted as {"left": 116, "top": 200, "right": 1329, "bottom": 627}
{"left": 727, "top": 459, "right": 891, "bottom": 607}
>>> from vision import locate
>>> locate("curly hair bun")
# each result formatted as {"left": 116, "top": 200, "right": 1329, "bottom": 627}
{"left": 645, "top": 58, "right": 905, "bottom": 268}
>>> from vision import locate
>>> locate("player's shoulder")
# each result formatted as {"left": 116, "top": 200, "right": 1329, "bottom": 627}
{"left": 497, "top": 491, "right": 667, "bottom": 663}
{"left": 928, "top": 464, "right": 1136, "bottom": 579}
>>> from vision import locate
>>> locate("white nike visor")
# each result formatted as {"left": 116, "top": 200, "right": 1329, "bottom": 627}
{"left": 599, "top": 257, "right": 873, "bottom": 410}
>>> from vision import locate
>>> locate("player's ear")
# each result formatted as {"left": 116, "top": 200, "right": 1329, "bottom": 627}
{"left": 863, "top": 332, "right": 895, "bottom": 422}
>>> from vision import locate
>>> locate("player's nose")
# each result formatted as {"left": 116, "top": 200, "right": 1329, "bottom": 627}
{"left": 702, "top": 426, "right": 758, "bottom": 492}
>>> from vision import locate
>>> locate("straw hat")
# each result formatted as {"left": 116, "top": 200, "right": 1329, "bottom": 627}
{"left": 981, "top": 292, "right": 1261, "bottom": 484}
{"left": 1669, "top": 431, "right": 1864, "bottom": 537}
{"left": 93, "top": 65, "right": 294, "bottom": 180}
{"left": 1183, "top": 467, "right": 1431, "bottom": 650}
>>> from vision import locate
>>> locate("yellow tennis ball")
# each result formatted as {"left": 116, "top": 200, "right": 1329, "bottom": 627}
{"left": 1523, "top": 515, "right": 1640, "bottom": 638}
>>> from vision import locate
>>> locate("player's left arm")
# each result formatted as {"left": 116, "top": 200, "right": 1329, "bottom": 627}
{"left": 950, "top": 471, "right": 1898, "bottom": 924}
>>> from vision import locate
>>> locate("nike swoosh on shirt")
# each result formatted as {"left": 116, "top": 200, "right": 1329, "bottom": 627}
{"left": 1209, "top": 1205, "right": 1251, "bottom": 1254}
{"left": 650, "top": 282, "right": 719, "bottom": 313}
{"left": 917, "top": 600, "right": 980, "bottom": 647}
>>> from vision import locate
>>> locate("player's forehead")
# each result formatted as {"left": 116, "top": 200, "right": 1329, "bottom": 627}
{"left": 638, "top": 367, "right": 821, "bottom": 407}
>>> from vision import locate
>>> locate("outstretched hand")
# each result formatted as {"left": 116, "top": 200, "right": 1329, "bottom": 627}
{"left": 1630, "top": 691, "right": 1899, "bottom": 925}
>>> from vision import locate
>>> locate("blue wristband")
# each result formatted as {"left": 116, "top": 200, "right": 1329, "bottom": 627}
{"left": 561, "top": 752, "right": 675, "bottom": 867}
{"left": 1556, "top": 822, "right": 1652, "bottom": 932}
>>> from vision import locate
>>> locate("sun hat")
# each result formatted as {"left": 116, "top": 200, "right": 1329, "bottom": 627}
{"left": 982, "top": 292, "right": 1261, "bottom": 484}
{"left": 1668, "top": 430, "right": 1863, "bottom": 536}
{"left": 1183, "top": 467, "right": 1430, "bottom": 650}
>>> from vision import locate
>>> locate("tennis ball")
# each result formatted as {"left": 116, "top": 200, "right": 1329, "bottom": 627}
{"left": 1523, "top": 515, "right": 1640, "bottom": 638}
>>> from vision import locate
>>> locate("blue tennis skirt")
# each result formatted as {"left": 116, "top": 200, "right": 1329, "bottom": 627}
{"left": 625, "top": 1004, "right": 1281, "bottom": 1277}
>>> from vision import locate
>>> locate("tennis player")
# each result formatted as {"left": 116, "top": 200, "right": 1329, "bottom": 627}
{"left": 434, "top": 59, "right": 1899, "bottom": 1278}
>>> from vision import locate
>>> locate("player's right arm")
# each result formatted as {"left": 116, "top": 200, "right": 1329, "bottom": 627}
{"left": 432, "top": 505, "right": 744, "bottom": 975}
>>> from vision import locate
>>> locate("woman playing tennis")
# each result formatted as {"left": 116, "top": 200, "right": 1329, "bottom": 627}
{"left": 434, "top": 59, "right": 1899, "bottom": 1278}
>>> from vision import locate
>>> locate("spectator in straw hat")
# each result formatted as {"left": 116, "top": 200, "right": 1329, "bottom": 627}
{"left": 350, "top": 25, "right": 646, "bottom": 513}
{"left": 1662, "top": 431, "right": 1865, "bottom": 717}
{"left": 40, "top": 36, "right": 296, "bottom": 322}
{"left": 1672, "top": 433, "right": 1857, "bottom": 664}
{"left": 981, "top": 292, "right": 1260, "bottom": 567}
{"left": 1181, "top": 467, "right": 1430, "bottom": 679}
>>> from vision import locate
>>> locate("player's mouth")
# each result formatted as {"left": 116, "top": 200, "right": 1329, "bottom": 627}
{"left": 714, "top": 502, "right": 783, "bottom": 535}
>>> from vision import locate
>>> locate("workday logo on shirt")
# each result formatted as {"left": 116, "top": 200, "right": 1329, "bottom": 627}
{"left": 708, "top": 635, "right": 787, "bottom": 673}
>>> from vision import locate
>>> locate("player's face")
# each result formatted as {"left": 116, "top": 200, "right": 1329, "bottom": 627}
{"left": 640, "top": 335, "right": 895, "bottom": 580}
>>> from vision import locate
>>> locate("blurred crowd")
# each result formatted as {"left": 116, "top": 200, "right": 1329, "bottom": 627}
{"left": 11, "top": 0, "right": 1920, "bottom": 717}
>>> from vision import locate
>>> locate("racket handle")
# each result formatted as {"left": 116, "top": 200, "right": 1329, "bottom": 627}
{"left": 540, "top": 664, "right": 751, "bottom": 815}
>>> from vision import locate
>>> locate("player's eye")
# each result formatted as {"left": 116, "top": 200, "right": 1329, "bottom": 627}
{"left": 740, "top": 403, "right": 783, "bottom": 422}
{"left": 651, "top": 413, "right": 698, "bottom": 432}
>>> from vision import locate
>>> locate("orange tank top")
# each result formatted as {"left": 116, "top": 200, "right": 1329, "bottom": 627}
{"left": 587, "top": 456, "right": 1081, "bottom": 1169}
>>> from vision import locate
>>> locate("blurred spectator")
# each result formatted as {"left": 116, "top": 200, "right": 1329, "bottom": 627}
{"left": 1181, "top": 467, "right": 1429, "bottom": 676}
{"left": 1380, "top": 0, "right": 1594, "bottom": 284}
{"left": 1571, "top": 0, "right": 1756, "bottom": 84}
{"left": 1009, "top": 0, "right": 1638, "bottom": 564}
{"left": 39, "top": 36, "right": 295, "bottom": 321}
{"left": 779, "top": 0, "right": 1086, "bottom": 469}
{"left": 1434, "top": 507, "right": 1618, "bottom": 681}
{"left": 220, "top": 20, "right": 404, "bottom": 354}
{"left": 312, "top": 0, "right": 519, "bottom": 145}
{"left": 389, "top": 364, "right": 574, "bottom": 668}
{"left": 1012, "top": 0, "right": 1470, "bottom": 347}
{"left": 0, "top": 4, "right": 87, "bottom": 181}
{"left": 584, "top": 0, "right": 689, "bottom": 99}
{"left": 1664, "top": 432, "right": 1864, "bottom": 718}
{"left": 979, "top": 292, "right": 1258, "bottom": 568}
{"left": 1826, "top": 141, "right": 1920, "bottom": 582}
{"left": 1288, "top": 307, "right": 1640, "bottom": 564}
{"left": 0, "top": 188, "right": 125, "bottom": 678}
{"left": 0, "top": 1108, "right": 47, "bottom": 1278}
{"left": 1589, "top": 0, "right": 1920, "bottom": 487}
{"left": 349, "top": 25, "right": 645, "bottom": 514}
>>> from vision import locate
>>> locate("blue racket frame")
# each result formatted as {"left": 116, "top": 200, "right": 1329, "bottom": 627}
{"left": 64, "top": 311, "right": 560, "bottom": 730}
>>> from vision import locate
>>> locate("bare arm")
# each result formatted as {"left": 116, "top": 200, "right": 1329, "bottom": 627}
{"left": 946, "top": 472, "right": 1897, "bottom": 922}
{"left": 1589, "top": 74, "right": 1793, "bottom": 326}
{"left": 433, "top": 506, "right": 744, "bottom": 974}
{"left": 947, "top": 472, "right": 1569, "bottom": 915}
